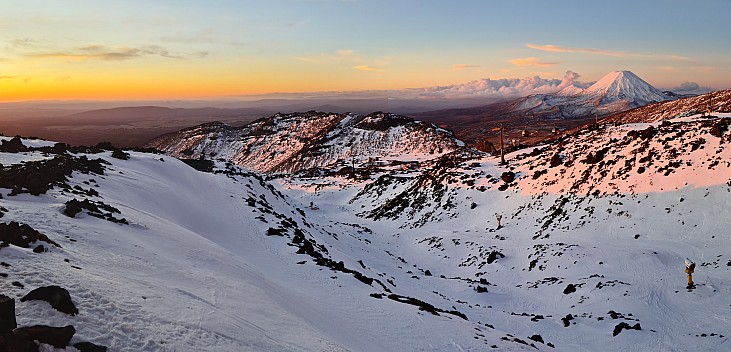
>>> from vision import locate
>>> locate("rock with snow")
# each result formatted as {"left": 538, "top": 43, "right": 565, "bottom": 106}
{"left": 20, "top": 286, "right": 78, "bottom": 316}
{"left": 13, "top": 325, "right": 75, "bottom": 348}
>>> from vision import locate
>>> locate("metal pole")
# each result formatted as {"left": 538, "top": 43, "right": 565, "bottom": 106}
{"left": 500, "top": 123, "right": 505, "bottom": 165}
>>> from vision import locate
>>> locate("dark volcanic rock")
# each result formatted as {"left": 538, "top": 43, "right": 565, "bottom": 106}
{"left": 0, "top": 222, "right": 60, "bottom": 248}
{"left": 13, "top": 325, "right": 75, "bottom": 348}
{"left": 613, "top": 322, "right": 641, "bottom": 336}
{"left": 0, "top": 136, "right": 28, "bottom": 153}
{"left": 500, "top": 171, "right": 516, "bottom": 183}
{"left": 74, "top": 341, "right": 108, "bottom": 352}
{"left": 561, "top": 314, "right": 574, "bottom": 327}
{"left": 0, "top": 295, "right": 16, "bottom": 334}
{"left": 0, "top": 333, "right": 38, "bottom": 352}
{"left": 563, "top": 283, "right": 577, "bottom": 295}
{"left": 21, "top": 286, "right": 78, "bottom": 316}
{"left": 110, "top": 149, "right": 130, "bottom": 160}
{"left": 0, "top": 155, "right": 107, "bottom": 196}
{"left": 63, "top": 199, "right": 128, "bottom": 224}
{"left": 549, "top": 153, "right": 563, "bottom": 168}
{"left": 486, "top": 250, "right": 505, "bottom": 264}
{"left": 529, "top": 334, "right": 544, "bottom": 344}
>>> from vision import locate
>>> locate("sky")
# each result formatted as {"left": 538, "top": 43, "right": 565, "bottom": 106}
{"left": 1, "top": 0, "right": 730, "bottom": 102}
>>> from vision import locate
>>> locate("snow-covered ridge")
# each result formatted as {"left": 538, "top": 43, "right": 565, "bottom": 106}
{"left": 510, "top": 113, "right": 731, "bottom": 195}
{"left": 604, "top": 88, "right": 731, "bottom": 124}
{"left": 146, "top": 111, "right": 463, "bottom": 173}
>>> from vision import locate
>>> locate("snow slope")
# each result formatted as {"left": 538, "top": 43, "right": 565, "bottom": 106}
{"left": 3, "top": 113, "right": 731, "bottom": 351}
{"left": 604, "top": 88, "right": 731, "bottom": 124}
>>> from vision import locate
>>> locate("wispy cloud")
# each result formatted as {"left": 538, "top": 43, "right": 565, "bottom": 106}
{"left": 158, "top": 29, "right": 243, "bottom": 47}
{"left": 159, "top": 30, "right": 217, "bottom": 44}
{"left": 25, "top": 16, "right": 101, "bottom": 27}
{"left": 354, "top": 65, "right": 383, "bottom": 72}
{"left": 298, "top": 49, "right": 384, "bottom": 72}
{"left": 296, "top": 49, "right": 359, "bottom": 64}
{"left": 690, "top": 66, "right": 714, "bottom": 73}
{"left": 0, "top": 75, "right": 17, "bottom": 80}
{"left": 656, "top": 66, "right": 677, "bottom": 72}
{"left": 508, "top": 57, "right": 557, "bottom": 67}
{"left": 25, "top": 45, "right": 199, "bottom": 61}
{"left": 526, "top": 43, "right": 627, "bottom": 57}
{"left": 8, "top": 38, "right": 38, "bottom": 48}
{"left": 452, "top": 64, "right": 479, "bottom": 70}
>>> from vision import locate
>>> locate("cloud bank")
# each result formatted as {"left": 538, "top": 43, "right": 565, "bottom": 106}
{"left": 26, "top": 45, "right": 205, "bottom": 61}
{"left": 669, "top": 81, "right": 713, "bottom": 95}
{"left": 404, "top": 70, "right": 586, "bottom": 99}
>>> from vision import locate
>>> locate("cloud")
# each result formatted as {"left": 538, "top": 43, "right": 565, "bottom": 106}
{"left": 508, "top": 57, "right": 557, "bottom": 67}
{"left": 404, "top": 70, "right": 587, "bottom": 99}
{"left": 25, "top": 45, "right": 198, "bottom": 61}
{"left": 452, "top": 64, "right": 479, "bottom": 70}
{"left": 159, "top": 30, "right": 217, "bottom": 44}
{"left": 656, "top": 66, "right": 677, "bottom": 72}
{"left": 354, "top": 65, "right": 383, "bottom": 72}
{"left": 0, "top": 75, "right": 17, "bottom": 80}
{"left": 690, "top": 66, "right": 714, "bottom": 73}
{"left": 8, "top": 38, "right": 38, "bottom": 48}
{"left": 670, "top": 81, "right": 713, "bottom": 94}
{"left": 558, "top": 70, "right": 588, "bottom": 88}
{"left": 158, "top": 29, "right": 243, "bottom": 47}
{"left": 297, "top": 49, "right": 358, "bottom": 64}
{"left": 526, "top": 43, "right": 627, "bottom": 57}
{"left": 527, "top": 43, "right": 693, "bottom": 62}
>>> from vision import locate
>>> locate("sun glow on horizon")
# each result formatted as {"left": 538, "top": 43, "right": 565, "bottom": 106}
{"left": 1, "top": 0, "right": 730, "bottom": 102}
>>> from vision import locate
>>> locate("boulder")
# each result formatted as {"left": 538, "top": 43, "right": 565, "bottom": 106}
{"left": 0, "top": 334, "right": 38, "bottom": 352}
{"left": 0, "top": 295, "right": 16, "bottom": 334}
{"left": 20, "top": 286, "right": 78, "bottom": 316}
{"left": 74, "top": 341, "right": 108, "bottom": 352}
{"left": 13, "top": 325, "right": 75, "bottom": 348}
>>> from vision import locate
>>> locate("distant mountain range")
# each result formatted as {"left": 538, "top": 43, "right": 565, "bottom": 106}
{"left": 415, "top": 70, "right": 675, "bottom": 143}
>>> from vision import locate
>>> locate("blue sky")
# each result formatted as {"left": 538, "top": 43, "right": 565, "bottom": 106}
{"left": 1, "top": 0, "right": 729, "bottom": 100}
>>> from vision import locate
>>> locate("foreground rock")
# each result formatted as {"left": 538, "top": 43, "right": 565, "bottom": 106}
{"left": 21, "top": 286, "right": 78, "bottom": 316}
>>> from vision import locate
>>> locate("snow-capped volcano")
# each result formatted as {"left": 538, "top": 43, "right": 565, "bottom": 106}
{"left": 583, "top": 70, "right": 670, "bottom": 105}
{"left": 511, "top": 70, "right": 673, "bottom": 118}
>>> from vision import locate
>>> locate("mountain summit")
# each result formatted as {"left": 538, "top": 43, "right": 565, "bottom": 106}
{"left": 584, "top": 70, "right": 670, "bottom": 105}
